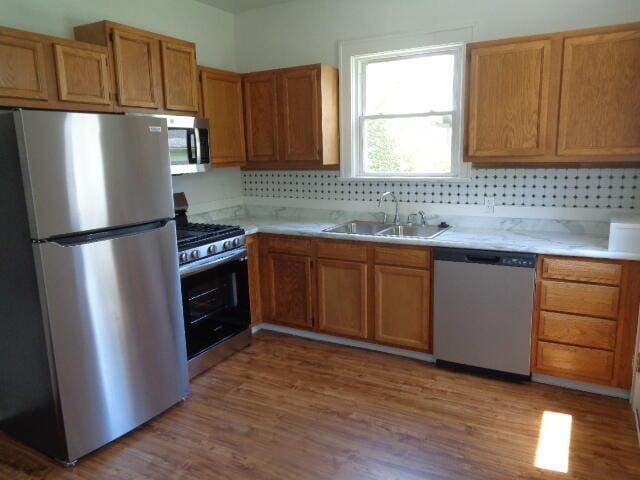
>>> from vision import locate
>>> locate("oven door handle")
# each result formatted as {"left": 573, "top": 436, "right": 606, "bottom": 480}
{"left": 179, "top": 248, "right": 247, "bottom": 278}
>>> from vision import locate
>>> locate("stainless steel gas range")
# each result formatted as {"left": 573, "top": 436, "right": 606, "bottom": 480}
{"left": 174, "top": 194, "right": 251, "bottom": 379}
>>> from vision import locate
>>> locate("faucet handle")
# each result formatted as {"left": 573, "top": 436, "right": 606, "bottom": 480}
{"left": 417, "top": 210, "right": 427, "bottom": 225}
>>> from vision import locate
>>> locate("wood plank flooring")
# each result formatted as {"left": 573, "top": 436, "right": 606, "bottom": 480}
{"left": 1, "top": 331, "right": 639, "bottom": 479}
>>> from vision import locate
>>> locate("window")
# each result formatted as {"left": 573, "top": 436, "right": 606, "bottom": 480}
{"left": 340, "top": 28, "right": 471, "bottom": 180}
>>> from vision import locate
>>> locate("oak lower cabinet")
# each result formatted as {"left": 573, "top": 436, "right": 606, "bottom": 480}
{"left": 265, "top": 236, "right": 314, "bottom": 328}
{"left": 374, "top": 265, "right": 430, "bottom": 350}
{"left": 0, "top": 26, "right": 113, "bottom": 111}
{"left": 532, "top": 256, "right": 640, "bottom": 388}
{"left": 243, "top": 64, "right": 339, "bottom": 169}
{"left": 317, "top": 258, "right": 368, "bottom": 339}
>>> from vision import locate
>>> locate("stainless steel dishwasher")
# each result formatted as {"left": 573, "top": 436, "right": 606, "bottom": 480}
{"left": 433, "top": 248, "right": 536, "bottom": 377}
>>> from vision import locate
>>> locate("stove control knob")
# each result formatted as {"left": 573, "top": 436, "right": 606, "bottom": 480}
{"left": 190, "top": 250, "right": 200, "bottom": 260}
{"left": 232, "top": 238, "right": 240, "bottom": 247}
{"left": 207, "top": 245, "right": 216, "bottom": 254}
{"left": 179, "top": 253, "right": 188, "bottom": 263}
{"left": 223, "top": 240, "right": 231, "bottom": 250}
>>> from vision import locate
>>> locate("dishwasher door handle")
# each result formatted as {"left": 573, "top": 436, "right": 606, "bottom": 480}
{"left": 465, "top": 254, "right": 501, "bottom": 264}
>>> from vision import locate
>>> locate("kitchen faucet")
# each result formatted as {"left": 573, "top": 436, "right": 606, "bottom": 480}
{"left": 378, "top": 191, "right": 400, "bottom": 225}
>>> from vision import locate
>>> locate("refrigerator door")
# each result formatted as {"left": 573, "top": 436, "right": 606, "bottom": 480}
{"left": 14, "top": 110, "right": 174, "bottom": 240}
{"left": 33, "top": 221, "right": 189, "bottom": 462}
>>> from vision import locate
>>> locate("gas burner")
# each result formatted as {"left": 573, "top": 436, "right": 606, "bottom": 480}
{"left": 175, "top": 222, "right": 246, "bottom": 266}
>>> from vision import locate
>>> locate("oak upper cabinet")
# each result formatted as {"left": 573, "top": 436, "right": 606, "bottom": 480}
{"left": 161, "top": 40, "right": 198, "bottom": 112}
{"left": 557, "top": 28, "right": 640, "bottom": 157}
{"left": 74, "top": 21, "right": 199, "bottom": 114}
{"left": 279, "top": 66, "right": 321, "bottom": 162}
{"left": 53, "top": 44, "right": 110, "bottom": 105}
{"left": 466, "top": 22, "right": 640, "bottom": 165}
{"left": 243, "top": 64, "right": 339, "bottom": 169}
{"left": 243, "top": 71, "right": 279, "bottom": 163}
{"left": 467, "top": 39, "right": 553, "bottom": 158}
{"left": 0, "top": 26, "right": 113, "bottom": 111}
{"left": 0, "top": 30, "right": 48, "bottom": 101}
{"left": 316, "top": 240, "right": 369, "bottom": 339}
{"left": 200, "top": 67, "right": 246, "bottom": 166}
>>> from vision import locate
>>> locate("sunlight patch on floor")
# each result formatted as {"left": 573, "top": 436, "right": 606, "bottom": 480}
{"left": 534, "top": 411, "right": 572, "bottom": 473}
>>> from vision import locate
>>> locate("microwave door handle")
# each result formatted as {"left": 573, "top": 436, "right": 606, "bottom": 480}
{"left": 186, "top": 130, "right": 196, "bottom": 164}
{"left": 194, "top": 129, "right": 201, "bottom": 163}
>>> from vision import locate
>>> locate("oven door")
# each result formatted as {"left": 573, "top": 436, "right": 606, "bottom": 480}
{"left": 180, "top": 249, "right": 250, "bottom": 360}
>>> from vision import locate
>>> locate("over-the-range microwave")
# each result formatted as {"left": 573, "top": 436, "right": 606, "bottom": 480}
{"left": 128, "top": 113, "right": 211, "bottom": 174}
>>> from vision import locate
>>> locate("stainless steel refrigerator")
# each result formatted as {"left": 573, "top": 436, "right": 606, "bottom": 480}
{"left": 0, "top": 110, "right": 189, "bottom": 464}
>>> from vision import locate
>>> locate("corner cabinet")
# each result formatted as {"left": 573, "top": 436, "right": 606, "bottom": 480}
{"left": 0, "top": 26, "right": 113, "bottom": 111}
{"left": 466, "top": 22, "right": 640, "bottom": 165}
{"left": 243, "top": 64, "right": 339, "bottom": 170}
{"left": 74, "top": 21, "right": 199, "bottom": 115}
{"left": 200, "top": 67, "right": 246, "bottom": 167}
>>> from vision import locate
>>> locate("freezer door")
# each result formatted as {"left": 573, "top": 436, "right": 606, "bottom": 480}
{"left": 33, "top": 221, "right": 189, "bottom": 462}
{"left": 15, "top": 110, "right": 174, "bottom": 240}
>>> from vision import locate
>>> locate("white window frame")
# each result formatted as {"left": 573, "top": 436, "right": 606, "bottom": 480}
{"left": 339, "top": 27, "right": 474, "bottom": 181}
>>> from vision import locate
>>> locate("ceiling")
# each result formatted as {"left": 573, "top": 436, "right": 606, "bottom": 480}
{"left": 195, "top": 0, "right": 295, "bottom": 14}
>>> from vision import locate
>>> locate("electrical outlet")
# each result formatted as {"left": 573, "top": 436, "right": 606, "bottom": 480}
{"left": 484, "top": 196, "right": 495, "bottom": 213}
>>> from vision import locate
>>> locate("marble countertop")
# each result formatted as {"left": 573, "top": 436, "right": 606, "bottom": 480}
{"left": 218, "top": 216, "right": 640, "bottom": 261}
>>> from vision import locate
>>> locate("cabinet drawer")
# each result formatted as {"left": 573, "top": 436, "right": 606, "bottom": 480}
{"left": 317, "top": 240, "right": 367, "bottom": 262}
{"left": 539, "top": 280, "right": 619, "bottom": 319}
{"left": 536, "top": 341, "right": 614, "bottom": 383}
{"left": 374, "top": 246, "right": 430, "bottom": 269}
{"left": 541, "top": 257, "right": 622, "bottom": 285}
{"left": 266, "top": 235, "right": 312, "bottom": 255}
{"left": 538, "top": 311, "right": 617, "bottom": 350}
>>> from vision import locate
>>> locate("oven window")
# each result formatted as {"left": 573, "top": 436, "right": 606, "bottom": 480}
{"left": 181, "top": 259, "right": 250, "bottom": 359}
{"left": 168, "top": 128, "right": 192, "bottom": 165}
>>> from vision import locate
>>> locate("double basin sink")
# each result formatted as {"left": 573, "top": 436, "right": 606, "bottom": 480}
{"left": 323, "top": 220, "right": 449, "bottom": 239}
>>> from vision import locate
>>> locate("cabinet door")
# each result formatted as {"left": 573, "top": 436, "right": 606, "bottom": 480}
{"left": 0, "top": 34, "right": 48, "bottom": 100}
{"left": 268, "top": 253, "right": 313, "bottom": 328}
{"left": 161, "top": 40, "right": 198, "bottom": 112}
{"left": 374, "top": 265, "right": 430, "bottom": 349}
{"left": 244, "top": 72, "right": 279, "bottom": 163}
{"left": 201, "top": 69, "right": 246, "bottom": 165}
{"left": 467, "top": 40, "right": 552, "bottom": 157}
{"left": 246, "top": 235, "right": 262, "bottom": 325}
{"left": 111, "top": 28, "right": 159, "bottom": 108}
{"left": 53, "top": 44, "right": 110, "bottom": 105}
{"left": 557, "top": 29, "right": 640, "bottom": 156}
{"left": 317, "top": 259, "right": 368, "bottom": 339}
{"left": 279, "top": 67, "right": 321, "bottom": 162}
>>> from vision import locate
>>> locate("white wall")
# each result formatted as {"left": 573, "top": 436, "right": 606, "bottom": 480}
{"left": 2, "top": 0, "right": 245, "bottom": 211}
{"left": 234, "top": 0, "right": 640, "bottom": 71}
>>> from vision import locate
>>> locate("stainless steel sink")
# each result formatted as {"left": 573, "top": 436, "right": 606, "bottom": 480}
{"left": 323, "top": 220, "right": 388, "bottom": 235}
{"left": 323, "top": 220, "right": 449, "bottom": 239}
{"left": 377, "top": 224, "right": 449, "bottom": 239}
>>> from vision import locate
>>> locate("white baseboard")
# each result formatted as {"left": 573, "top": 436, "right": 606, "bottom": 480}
{"left": 531, "top": 374, "right": 630, "bottom": 399}
{"left": 253, "top": 323, "right": 630, "bottom": 399}
{"left": 252, "top": 323, "right": 435, "bottom": 362}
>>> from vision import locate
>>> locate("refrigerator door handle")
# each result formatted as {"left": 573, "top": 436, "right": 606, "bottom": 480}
{"left": 48, "top": 220, "right": 170, "bottom": 246}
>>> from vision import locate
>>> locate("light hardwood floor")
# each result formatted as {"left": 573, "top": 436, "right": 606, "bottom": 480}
{"left": 1, "top": 331, "right": 639, "bottom": 479}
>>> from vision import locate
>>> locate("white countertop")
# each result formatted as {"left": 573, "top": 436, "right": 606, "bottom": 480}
{"left": 218, "top": 216, "right": 640, "bottom": 261}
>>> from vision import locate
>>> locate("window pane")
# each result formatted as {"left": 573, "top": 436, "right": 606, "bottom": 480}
{"left": 365, "top": 54, "right": 454, "bottom": 115}
{"left": 363, "top": 115, "right": 453, "bottom": 174}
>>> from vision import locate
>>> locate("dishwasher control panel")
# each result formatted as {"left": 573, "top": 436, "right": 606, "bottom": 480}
{"left": 500, "top": 257, "right": 536, "bottom": 268}
{"left": 434, "top": 248, "right": 537, "bottom": 269}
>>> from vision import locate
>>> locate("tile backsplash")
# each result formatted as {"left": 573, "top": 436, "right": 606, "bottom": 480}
{"left": 243, "top": 167, "right": 640, "bottom": 209}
